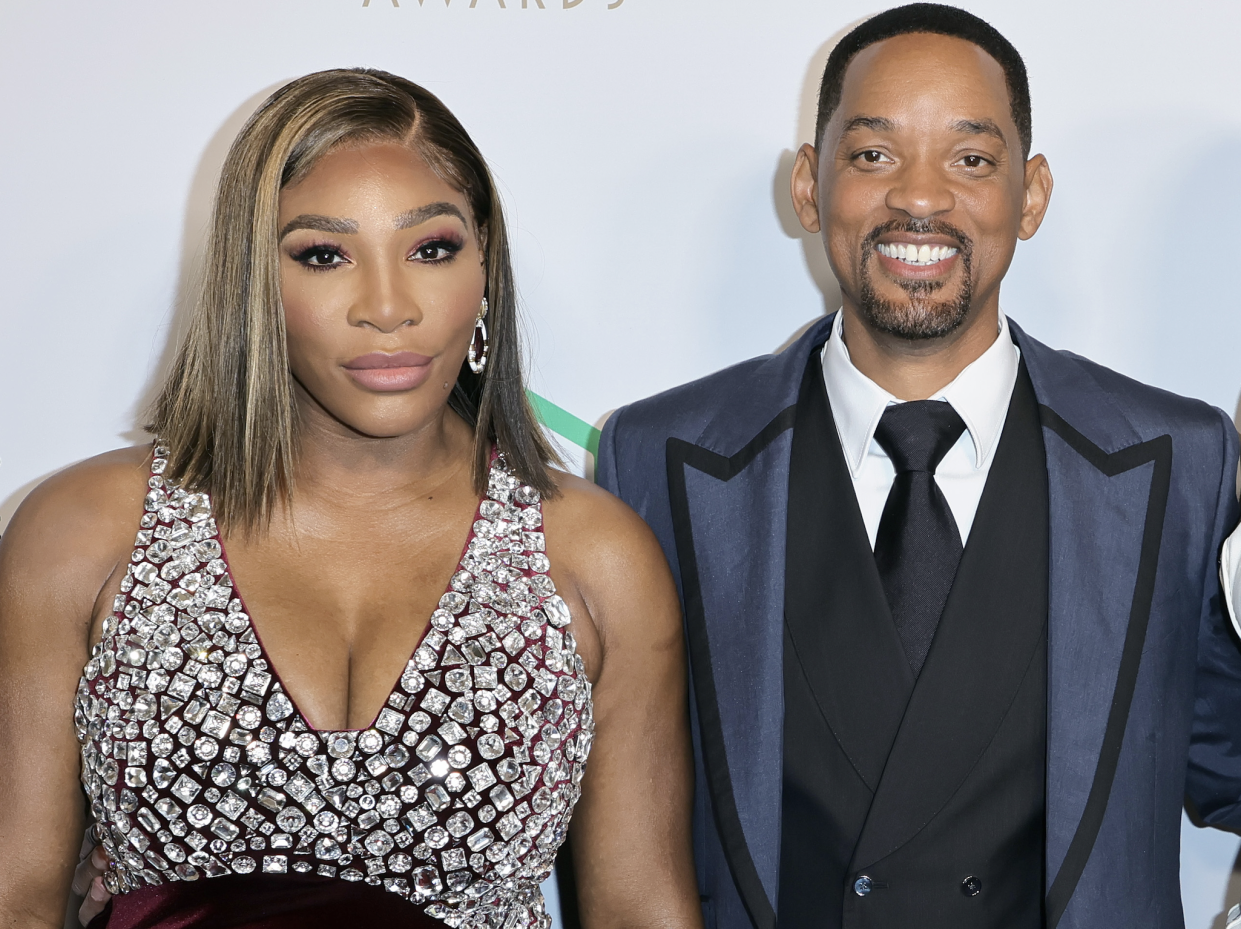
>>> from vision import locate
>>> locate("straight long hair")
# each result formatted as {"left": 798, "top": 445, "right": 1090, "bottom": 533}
{"left": 150, "top": 69, "right": 560, "bottom": 532}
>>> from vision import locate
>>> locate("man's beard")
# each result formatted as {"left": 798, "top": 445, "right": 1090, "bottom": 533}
{"left": 857, "top": 219, "right": 974, "bottom": 340}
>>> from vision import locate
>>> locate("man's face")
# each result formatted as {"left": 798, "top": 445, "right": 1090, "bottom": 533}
{"left": 801, "top": 32, "right": 1047, "bottom": 341}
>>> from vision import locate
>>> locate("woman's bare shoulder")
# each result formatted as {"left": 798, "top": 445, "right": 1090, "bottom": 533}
{"left": 0, "top": 445, "right": 152, "bottom": 607}
{"left": 541, "top": 469, "right": 673, "bottom": 589}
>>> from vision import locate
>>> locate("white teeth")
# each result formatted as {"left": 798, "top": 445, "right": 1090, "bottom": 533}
{"left": 876, "top": 242, "right": 959, "bottom": 266}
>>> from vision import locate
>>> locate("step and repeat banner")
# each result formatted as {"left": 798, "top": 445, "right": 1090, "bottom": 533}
{"left": 3, "top": 0, "right": 1241, "bottom": 923}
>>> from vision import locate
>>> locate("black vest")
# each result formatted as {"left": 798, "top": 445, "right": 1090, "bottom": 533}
{"left": 777, "top": 351, "right": 1049, "bottom": 928}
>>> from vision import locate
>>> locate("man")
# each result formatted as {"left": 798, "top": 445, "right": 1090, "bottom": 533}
{"left": 597, "top": 5, "right": 1241, "bottom": 928}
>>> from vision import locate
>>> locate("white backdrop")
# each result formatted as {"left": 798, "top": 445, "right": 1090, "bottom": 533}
{"left": 4, "top": 0, "right": 1241, "bottom": 924}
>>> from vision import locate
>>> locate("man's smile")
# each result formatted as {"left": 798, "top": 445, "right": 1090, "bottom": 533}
{"left": 876, "top": 242, "right": 960, "bottom": 266}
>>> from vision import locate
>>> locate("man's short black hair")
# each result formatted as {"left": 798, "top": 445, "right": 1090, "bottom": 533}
{"left": 815, "top": 3, "right": 1032, "bottom": 159}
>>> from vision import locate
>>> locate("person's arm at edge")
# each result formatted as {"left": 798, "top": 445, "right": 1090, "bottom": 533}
{"left": 1187, "top": 409, "right": 1241, "bottom": 825}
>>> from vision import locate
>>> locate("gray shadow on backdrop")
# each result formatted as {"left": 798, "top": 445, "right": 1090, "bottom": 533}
{"left": 119, "top": 84, "right": 285, "bottom": 444}
{"left": 770, "top": 17, "right": 869, "bottom": 353}
{"left": 0, "top": 86, "right": 281, "bottom": 534}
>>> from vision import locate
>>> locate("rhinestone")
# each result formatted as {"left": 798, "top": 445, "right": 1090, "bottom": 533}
{"left": 315, "top": 837, "right": 341, "bottom": 860}
{"left": 375, "top": 709, "right": 404, "bottom": 736}
{"left": 170, "top": 776, "right": 201, "bottom": 804}
{"left": 446, "top": 812, "right": 474, "bottom": 838}
{"left": 420, "top": 690, "right": 449, "bottom": 715}
{"left": 364, "top": 831, "right": 394, "bottom": 856}
{"left": 285, "top": 773, "right": 314, "bottom": 801}
{"left": 357, "top": 730, "right": 384, "bottom": 754}
{"left": 405, "top": 805, "right": 436, "bottom": 832}
{"left": 215, "top": 792, "right": 246, "bottom": 820}
{"left": 185, "top": 804, "right": 213, "bottom": 829}
{"left": 496, "top": 813, "right": 522, "bottom": 840}
{"left": 266, "top": 693, "right": 293, "bottom": 721}
{"left": 257, "top": 788, "right": 286, "bottom": 812}
{"left": 232, "top": 856, "right": 256, "bottom": 874}
{"left": 477, "top": 734, "right": 504, "bottom": 760}
{"left": 262, "top": 856, "right": 287, "bottom": 874}
{"left": 467, "top": 829, "right": 495, "bottom": 852}
{"left": 489, "top": 785, "right": 514, "bottom": 812}
{"left": 412, "top": 866, "right": 442, "bottom": 901}
{"left": 438, "top": 722, "right": 466, "bottom": 745}
{"left": 295, "top": 733, "right": 319, "bottom": 757}
{"left": 314, "top": 811, "right": 339, "bottom": 834}
{"left": 424, "top": 826, "right": 449, "bottom": 849}
{"left": 242, "top": 670, "right": 271, "bottom": 696}
{"left": 384, "top": 743, "right": 410, "bottom": 768}
{"left": 389, "top": 852, "right": 412, "bottom": 873}
{"left": 415, "top": 736, "right": 443, "bottom": 762}
{"left": 504, "top": 665, "right": 528, "bottom": 691}
{"left": 401, "top": 665, "right": 426, "bottom": 693}
{"left": 235, "top": 706, "right": 262, "bottom": 730}
{"left": 331, "top": 759, "right": 356, "bottom": 782}
{"left": 210, "top": 819, "right": 240, "bottom": 842}
{"left": 425, "top": 784, "right": 450, "bottom": 811}
{"left": 442, "top": 848, "right": 467, "bottom": 871}
{"left": 327, "top": 733, "right": 354, "bottom": 759}
{"left": 272, "top": 807, "right": 304, "bottom": 833}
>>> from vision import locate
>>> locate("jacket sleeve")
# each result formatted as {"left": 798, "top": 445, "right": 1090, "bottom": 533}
{"left": 1185, "top": 407, "right": 1241, "bottom": 824}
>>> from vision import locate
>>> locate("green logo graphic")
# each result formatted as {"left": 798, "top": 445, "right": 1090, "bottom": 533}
{"left": 527, "top": 391, "right": 600, "bottom": 458}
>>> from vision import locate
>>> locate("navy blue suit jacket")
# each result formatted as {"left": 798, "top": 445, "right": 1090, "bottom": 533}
{"left": 596, "top": 315, "right": 1241, "bottom": 929}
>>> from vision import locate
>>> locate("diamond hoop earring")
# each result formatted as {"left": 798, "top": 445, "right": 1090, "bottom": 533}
{"left": 468, "top": 298, "right": 490, "bottom": 375}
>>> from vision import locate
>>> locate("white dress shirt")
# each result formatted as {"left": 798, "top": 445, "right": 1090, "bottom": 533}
{"left": 821, "top": 311, "right": 1021, "bottom": 547}
{"left": 1220, "top": 526, "right": 1241, "bottom": 640}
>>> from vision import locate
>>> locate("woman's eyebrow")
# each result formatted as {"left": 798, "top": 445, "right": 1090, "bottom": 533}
{"left": 279, "top": 214, "right": 359, "bottom": 239}
{"left": 395, "top": 202, "right": 468, "bottom": 230}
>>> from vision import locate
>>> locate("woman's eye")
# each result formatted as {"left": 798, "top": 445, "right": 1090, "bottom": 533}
{"left": 295, "top": 246, "right": 346, "bottom": 268}
{"left": 410, "top": 241, "right": 461, "bottom": 263}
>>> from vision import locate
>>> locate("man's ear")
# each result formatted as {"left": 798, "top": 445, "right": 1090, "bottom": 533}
{"left": 1017, "top": 154, "right": 1053, "bottom": 241}
{"left": 790, "top": 143, "right": 822, "bottom": 235}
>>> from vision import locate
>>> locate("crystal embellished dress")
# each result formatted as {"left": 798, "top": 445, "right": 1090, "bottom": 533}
{"left": 76, "top": 446, "right": 594, "bottom": 929}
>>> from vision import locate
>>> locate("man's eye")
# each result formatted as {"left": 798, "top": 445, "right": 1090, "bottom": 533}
{"left": 961, "top": 155, "right": 988, "bottom": 168}
{"left": 859, "top": 150, "right": 888, "bottom": 164}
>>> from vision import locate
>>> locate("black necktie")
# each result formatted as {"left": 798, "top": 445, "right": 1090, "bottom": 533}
{"left": 872, "top": 400, "right": 968, "bottom": 676}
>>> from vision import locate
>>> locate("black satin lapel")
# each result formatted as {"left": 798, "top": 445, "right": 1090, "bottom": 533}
{"left": 784, "top": 353, "right": 914, "bottom": 791}
{"left": 851, "top": 363, "right": 1050, "bottom": 869}
{"left": 668, "top": 410, "right": 799, "bottom": 929}
{"left": 1039, "top": 407, "right": 1172, "bottom": 929}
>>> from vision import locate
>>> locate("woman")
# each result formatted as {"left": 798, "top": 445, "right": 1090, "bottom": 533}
{"left": 0, "top": 69, "right": 699, "bottom": 929}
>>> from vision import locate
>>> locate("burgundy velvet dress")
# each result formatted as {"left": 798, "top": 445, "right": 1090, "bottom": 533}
{"left": 78, "top": 446, "right": 593, "bottom": 928}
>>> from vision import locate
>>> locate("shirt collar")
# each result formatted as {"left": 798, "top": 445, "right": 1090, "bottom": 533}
{"left": 821, "top": 310, "right": 1020, "bottom": 477}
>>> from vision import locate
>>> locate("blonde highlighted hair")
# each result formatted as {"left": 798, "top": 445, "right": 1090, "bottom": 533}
{"left": 150, "top": 69, "right": 559, "bottom": 532}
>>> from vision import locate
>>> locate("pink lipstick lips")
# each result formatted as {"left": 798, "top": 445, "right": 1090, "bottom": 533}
{"left": 342, "top": 351, "right": 433, "bottom": 392}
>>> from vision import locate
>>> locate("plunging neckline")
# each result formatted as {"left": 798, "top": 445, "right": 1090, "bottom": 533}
{"left": 213, "top": 492, "right": 485, "bottom": 735}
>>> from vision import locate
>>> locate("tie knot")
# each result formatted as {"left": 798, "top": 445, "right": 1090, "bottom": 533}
{"left": 873, "top": 400, "right": 967, "bottom": 474}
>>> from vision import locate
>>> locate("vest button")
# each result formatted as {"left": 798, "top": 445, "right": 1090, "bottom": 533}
{"left": 961, "top": 875, "right": 983, "bottom": 897}
{"left": 853, "top": 875, "right": 873, "bottom": 896}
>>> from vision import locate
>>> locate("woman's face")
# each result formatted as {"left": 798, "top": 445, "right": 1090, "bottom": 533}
{"left": 277, "top": 140, "right": 485, "bottom": 439}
